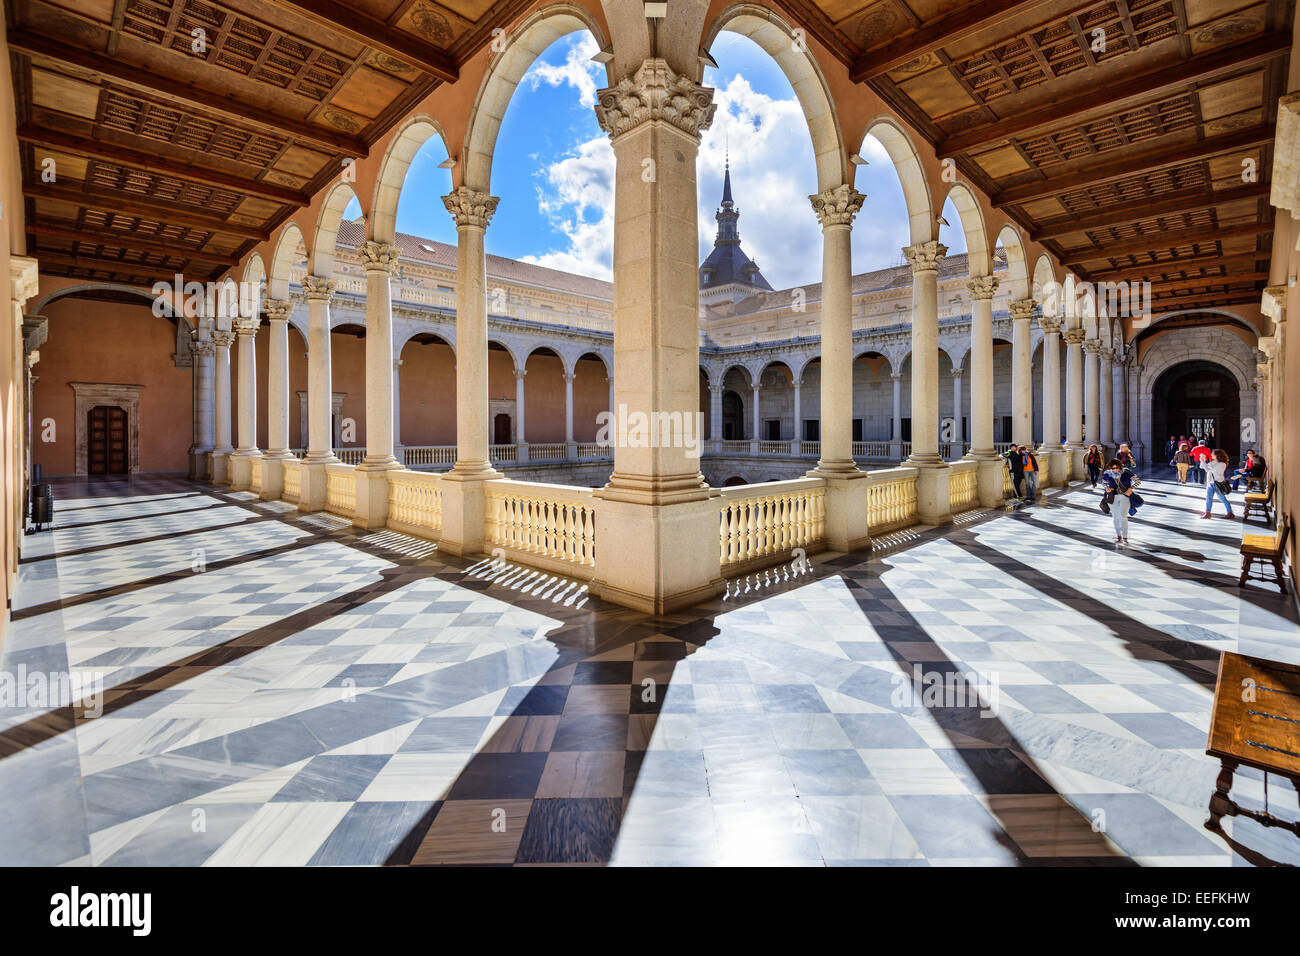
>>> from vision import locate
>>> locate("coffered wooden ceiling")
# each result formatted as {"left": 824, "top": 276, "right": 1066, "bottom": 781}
{"left": 785, "top": 0, "right": 1291, "bottom": 321}
{"left": 7, "top": 0, "right": 532, "bottom": 287}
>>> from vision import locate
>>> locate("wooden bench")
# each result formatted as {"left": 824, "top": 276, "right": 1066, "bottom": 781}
{"left": 1243, "top": 478, "right": 1274, "bottom": 524}
{"left": 1206, "top": 651, "right": 1300, "bottom": 838}
{"left": 1239, "top": 514, "right": 1289, "bottom": 594}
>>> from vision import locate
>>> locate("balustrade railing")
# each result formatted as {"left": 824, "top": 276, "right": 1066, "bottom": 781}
{"left": 758, "top": 440, "right": 791, "bottom": 456}
{"left": 865, "top": 466, "right": 920, "bottom": 534}
{"left": 576, "top": 442, "right": 610, "bottom": 459}
{"left": 853, "top": 441, "right": 891, "bottom": 459}
{"left": 403, "top": 445, "right": 456, "bottom": 467}
{"left": 802, "top": 440, "right": 820, "bottom": 458}
{"left": 324, "top": 464, "right": 357, "bottom": 518}
{"left": 334, "top": 447, "right": 365, "bottom": 465}
{"left": 387, "top": 471, "right": 444, "bottom": 538}
{"left": 527, "top": 443, "right": 567, "bottom": 461}
{"left": 282, "top": 459, "right": 302, "bottom": 501}
{"left": 250, "top": 456, "right": 263, "bottom": 493}
{"left": 719, "top": 478, "right": 826, "bottom": 573}
{"left": 719, "top": 440, "right": 750, "bottom": 454}
{"left": 490, "top": 444, "right": 518, "bottom": 463}
{"left": 948, "top": 460, "right": 979, "bottom": 513}
{"left": 485, "top": 480, "right": 597, "bottom": 577}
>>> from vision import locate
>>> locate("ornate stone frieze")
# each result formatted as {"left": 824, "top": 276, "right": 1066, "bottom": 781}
{"left": 594, "top": 58, "right": 716, "bottom": 141}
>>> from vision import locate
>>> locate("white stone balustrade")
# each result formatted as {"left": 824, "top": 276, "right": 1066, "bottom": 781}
{"left": 484, "top": 480, "right": 597, "bottom": 578}
{"left": 719, "top": 478, "right": 827, "bottom": 573}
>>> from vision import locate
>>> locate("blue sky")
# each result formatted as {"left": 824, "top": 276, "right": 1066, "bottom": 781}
{"left": 369, "top": 31, "right": 968, "bottom": 288}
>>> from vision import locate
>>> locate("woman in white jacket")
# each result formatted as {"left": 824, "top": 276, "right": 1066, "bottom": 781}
{"left": 1200, "top": 448, "right": 1235, "bottom": 520}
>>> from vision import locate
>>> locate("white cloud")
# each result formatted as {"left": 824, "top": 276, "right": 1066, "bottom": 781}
{"left": 523, "top": 33, "right": 602, "bottom": 108}
{"left": 520, "top": 134, "right": 615, "bottom": 280}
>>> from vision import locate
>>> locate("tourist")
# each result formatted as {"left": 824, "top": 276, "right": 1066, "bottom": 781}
{"left": 1117, "top": 443, "right": 1136, "bottom": 470}
{"left": 1164, "top": 435, "right": 1177, "bottom": 463}
{"left": 1020, "top": 445, "right": 1040, "bottom": 503}
{"left": 1099, "top": 458, "right": 1142, "bottom": 544}
{"left": 1172, "top": 441, "right": 1191, "bottom": 484}
{"left": 1085, "top": 444, "right": 1103, "bottom": 488}
{"left": 1230, "top": 449, "right": 1267, "bottom": 492}
{"left": 1002, "top": 444, "right": 1024, "bottom": 499}
{"left": 1200, "top": 448, "right": 1235, "bottom": 520}
{"left": 1189, "top": 437, "right": 1212, "bottom": 484}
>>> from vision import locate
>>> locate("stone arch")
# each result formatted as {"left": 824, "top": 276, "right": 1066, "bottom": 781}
{"left": 398, "top": 328, "right": 455, "bottom": 356}
{"left": 942, "top": 182, "right": 990, "bottom": 276}
{"left": 704, "top": 4, "right": 846, "bottom": 191}
{"left": 242, "top": 253, "right": 267, "bottom": 317}
{"left": 29, "top": 282, "right": 174, "bottom": 318}
{"left": 371, "top": 114, "right": 451, "bottom": 245}
{"left": 311, "top": 181, "right": 362, "bottom": 278}
{"left": 268, "top": 223, "right": 308, "bottom": 301}
{"left": 793, "top": 353, "right": 820, "bottom": 383}
{"left": 861, "top": 117, "right": 934, "bottom": 246}
{"left": 995, "top": 224, "right": 1030, "bottom": 301}
{"left": 720, "top": 362, "right": 755, "bottom": 387}
{"left": 488, "top": 337, "right": 524, "bottom": 372}
{"left": 462, "top": 4, "right": 612, "bottom": 193}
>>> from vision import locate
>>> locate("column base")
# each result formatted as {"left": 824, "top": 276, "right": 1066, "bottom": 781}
{"left": 188, "top": 448, "right": 211, "bottom": 481}
{"left": 260, "top": 454, "right": 291, "bottom": 501}
{"left": 966, "top": 453, "right": 1006, "bottom": 507}
{"left": 436, "top": 470, "right": 500, "bottom": 556}
{"left": 588, "top": 493, "right": 725, "bottom": 615}
{"left": 354, "top": 466, "right": 399, "bottom": 530}
{"left": 209, "top": 450, "right": 232, "bottom": 485}
{"left": 1035, "top": 447, "right": 1066, "bottom": 488}
{"left": 808, "top": 469, "right": 870, "bottom": 552}
{"left": 1062, "top": 443, "right": 1087, "bottom": 481}
{"left": 596, "top": 471, "right": 713, "bottom": 506}
{"left": 228, "top": 450, "right": 260, "bottom": 491}
{"left": 914, "top": 462, "right": 953, "bottom": 525}
{"left": 298, "top": 460, "right": 330, "bottom": 512}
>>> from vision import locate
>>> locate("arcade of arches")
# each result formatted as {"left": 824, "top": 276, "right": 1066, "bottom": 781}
{"left": 2, "top": 1, "right": 1300, "bottom": 869}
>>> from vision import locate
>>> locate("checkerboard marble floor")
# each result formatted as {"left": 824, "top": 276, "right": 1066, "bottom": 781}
{"left": 1, "top": 472, "right": 1297, "bottom": 866}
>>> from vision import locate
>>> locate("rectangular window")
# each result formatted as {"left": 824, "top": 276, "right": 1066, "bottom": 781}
{"left": 803, "top": 419, "right": 820, "bottom": 442}
{"left": 902, "top": 418, "right": 912, "bottom": 442}
{"left": 852, "top": 419, "right": 863, "bottom": 442}
{"left": 765, "top": 419, "right": 781, "bottom": 441}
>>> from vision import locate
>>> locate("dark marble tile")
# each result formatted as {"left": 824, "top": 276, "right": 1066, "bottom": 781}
{"left": 514, "top": 797, "right": 622, "bottom": 863}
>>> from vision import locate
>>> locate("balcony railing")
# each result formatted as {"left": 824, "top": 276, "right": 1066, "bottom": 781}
{"left": 250, "top": 456, "right": 263, "bottom": 493}
{"left": 403, "top": 445, "right": 456, "bottom": 467}
{"left": 948, "top": 460, "right": 979, "bottom": 513}
{"left": 490, "top": 444, "right": 518, "bottom": 463}
{"left": 719, "top": 478, "right": 826, "bottom": 574}
{"left": 527, "top": 443, "right": 567, "bottom": 461}
{"left": 865, "top": 466, "right": 919, "bottom": 534}
{"left": 387, "top": 471, "right": 444, "bottom": 539}
{"left": 485, "top": 479, "right": 597, "bottom": 578}
{"left": 282, "top": 459, "right": 302, "bottom": 502}
{"left": 324, "top": 464, "right": 357, "bottom": 518}
{"left": 334, "top": 448, "right": 365, "bottom": 466}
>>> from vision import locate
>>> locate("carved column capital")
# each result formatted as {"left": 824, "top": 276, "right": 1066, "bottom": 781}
{"left": 1008, "top": 297, "right": 1037, "bottom": 322}
{"left": 1063, "top": 328, "right": 1087, "bottom": 345}
{"left": 442, "top": 186, "right": 499, "bottom": 229}
{"left": 514, "top": 368, "right": 527, "bottom": 380}
{"left": 263, "top": 299, "right": 293, "bottom": 322}
{"left": 809, "top": 184, "right": 865, "bottom": 229}
{"left": 594, "top": 57, "right": 716, "bottom": 142}
{"left": 360, "top": 240, "right": 402, "bottom": 273}
{"left": 211, "top": 329, "right": 235, "bottom": 349}
{"left": 563, "top": 373, "right": 577, "bottom": 384}
{"left": 903, "top": 240, "right": 947, "bottom": 274}
{"left": 966, "top": 275, "right": 999, "bottom": 300}
{"left": 301, "top": 275, "right": 337, "bottom": 301}
{"left": 233, "top": 316, "right": 261, "bottom": 336}
{"left": 190, "top": 339, "right": 215, "bottom": 358}
{"left": 1039, "top": 314, "right": 1064, "bottom": 335}
{"left": 1082, "top": 339, "right": 1101, "bottom": 354}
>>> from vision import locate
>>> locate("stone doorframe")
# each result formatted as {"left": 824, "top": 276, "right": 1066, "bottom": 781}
{"left": 297, "top": 391, "right": 347, "bottom": 448}
{"left": 489, "top": 397, "right": 517, "bottom": 443}
{"left": 71, "top": 382, "right": 143, "bottom": 477}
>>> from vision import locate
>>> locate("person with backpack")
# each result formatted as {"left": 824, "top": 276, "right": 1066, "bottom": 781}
{"left": 1099, "top": 458, "right": 1143, "bottom": 544}
{"left": 1084, "top": 444, "right": 1103, "bottom": 488}
{"left": 1200, "top": 448, "right": 1235, "bottom": 520}
{"left": 1002, "top": 444, "right": 1024, "bottom": 500}
{"left": 1171, "top": 441, "right": 1191, "bottom": 484}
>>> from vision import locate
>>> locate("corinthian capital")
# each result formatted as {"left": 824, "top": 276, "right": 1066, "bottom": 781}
{"left": 966, "top": 275, "right": 999, "bottom": 300}
{"left": 360, "top": 240, "right": 402, "bottom": 273}
{"left": 809, "top": 184, "right": 865, "bottom": 229}
{"left": 190, "top": 338, "right": 215, "bottom": 358}
{"left": 211, "top": 329, "right": 235, "bottom": 348}
{"left": 594, "top": 58, "right": 716, "bottom": 142}
{"left": 442, "top": 186, "right": 499, "bottom": 230}
{"left": 234, "top": 316, "right": 261, "bottom": 336}
{"left": 903, "top": 241, "right": 947, "bottom": 274}
{"left": 1063, "top": 328, "right": 1087, "bottom": 345}
{"left": 301, "top": 275, "right": 337, "bottom": 301}
{"left": 1039, "top": 314, "right": 1063, "bottom": 334}
{"left": 1008, "top": 297, "right": 1037, "bottom": 322}
{"left": 263, "top": 299, "right": 293, "bottom": 322}
{"left": 1082, "top": 339, "right": 1101, "bottom": 354}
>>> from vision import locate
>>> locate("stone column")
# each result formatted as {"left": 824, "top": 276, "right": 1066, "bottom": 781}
{"left": 1063, "top": 328, "right": 1086, "bottom": 478}
{"left": 588, "top": 57, "right": 724, "bottom": 613}
{"left": 564, "top": 371, "right": 577, "bottom": 459}
{"left": 1009, "top": 298, "right": 1035, "bottom": 448}
{"left": 438, "top": 187, "right": 503, "bottom": 555}
{"left": 750, "top": 381, "right": 761, "bottom": 454}
{"left": 807, "top": 183, "right": 870, "bottom": 549}
{"left": 965, "top": 275, "right": 1002, "bottom": 504}
{"left": 209, "top": 328, "right": 234, "bottom": 484}
{"left": 513, "top": 366, "right": 528, "bottom": 460}
{"left": 299, "top": 275, "right": 338, "bottom": 511}
{"left": 188, "top": 318, "right": 215, "bottom": 480}
{"left": 891, "top": 371, "right": 903, "bottom": 459}
{"left": 1037, "top": 315, "right": 1064, "bottom": 485}
{"left": 1098, "top": 348, "right": 1114, "bottom": 450}
{"left": 903, "top": 240, "right": 950, "bottom": 524}
{"left": 791, "top": 379, "right": 802, "bottom": 456}
{"left": 259, "top": 299, "right": 293, "bottom": 500}
{"left": 1084, "top": 340, "right": 1101, "bottom": 451}
{"left": 392, "top": 359, "right": 404, "bottom": 465}
{"left": 709, "top": 383, "right": 723, "bottom": 454}
{"left": 1111, "top": 351, "right": 1125, "bottom": 448}
{"left": 354, "top": 241, "right": 403, "bottom": 529}
{"left": 228, "top": 314, "right": 261, "bottom": 490}
{"left": 950, "top": 366, "right": 963, "bottom": 455}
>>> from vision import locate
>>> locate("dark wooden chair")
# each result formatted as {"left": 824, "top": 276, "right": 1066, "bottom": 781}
{"left": 1239, "top": 513, "right": 1289, "bottom": 594}
{"left": 1206, "top": 652, "right": 1300, "bottom": 839}
{"left": 1243, "top": 479, "right": 1275, "bottom": 525}
{"left": 1245, "top": 471, "right": 1268, "bottom": 494}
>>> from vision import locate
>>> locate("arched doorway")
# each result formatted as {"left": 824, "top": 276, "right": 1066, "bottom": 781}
{"left": 1152, "top": 360, "right": 1241, "bottom": 461}
{"left": 722, "top": 390, "right": 745, "bottom": 440}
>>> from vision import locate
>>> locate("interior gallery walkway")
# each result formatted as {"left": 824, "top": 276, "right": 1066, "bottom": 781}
{"left": 1, "top": 473, "right": 1296, "bottom": 867}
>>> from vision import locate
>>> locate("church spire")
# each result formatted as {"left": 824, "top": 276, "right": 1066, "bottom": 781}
{"left": 699, "top": 152, "right": 774, "bottom": 298}
{"left": 721, "top": 144, "right": 733, "bottom": 205}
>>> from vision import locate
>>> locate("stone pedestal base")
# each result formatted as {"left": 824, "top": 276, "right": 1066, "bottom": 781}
{"left": 972, "top": 456, "right": 1005, "bottom": 507}
{"left": 809, "top": 469, "right": 870, "bottom": 552}
{"left": 590, "top": 493, "right": 725, "bottom": 615}
{"left": 229, "top": 452, "right": 258, "bottom": 491}
{"left": 209, "top": 451, "right": 231, "bottom": 485}
{"left": 354, "top": 466, "right": 400, "bottom": 530}
{"left": 298, "top": 460, "right": 331, "bottom": 512}
{"left": 189, "top": 449, "right": 210, "bottom": 481}
{"left": 260, "top": 456, "right": 288, "bottom": 501}
{"left": 437, "top": 470, "right": 501, "bottom": 557}
{"left": 915, "top": 465, "right": 953, "bottom": 525}
{"left": 1063, "top": 443, "right": 1087, "bottom": 481}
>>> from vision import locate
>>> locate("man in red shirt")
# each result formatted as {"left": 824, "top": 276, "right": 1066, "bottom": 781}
{"left": 1189, "top": 439, "right": 1212, "bottom": 484}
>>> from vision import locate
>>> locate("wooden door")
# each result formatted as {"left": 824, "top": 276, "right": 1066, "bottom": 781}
{"left": 88, "top": 405, "right": 127, "bottom": 476}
